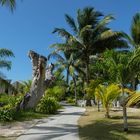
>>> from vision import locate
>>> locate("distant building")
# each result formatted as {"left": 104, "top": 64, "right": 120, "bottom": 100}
{"left": 0, "top": 79, "right": 19, "bottom": 95}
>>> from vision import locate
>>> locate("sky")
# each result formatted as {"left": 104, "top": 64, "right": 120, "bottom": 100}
{"left": 0, "top": 0, "right": 140, "bottom": 82}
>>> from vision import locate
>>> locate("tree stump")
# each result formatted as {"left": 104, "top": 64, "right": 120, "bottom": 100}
{"left": 17, "top": 50, "right": 54, "bottom": 110}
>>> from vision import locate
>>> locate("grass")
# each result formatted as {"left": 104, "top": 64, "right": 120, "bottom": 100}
{"left": 0, "top": 137, "right": 16, "bottom": 140}
{"left": 0, "top": 110, "right": 48, "bottom": 123}
{"left": 0, "top": 110, "right": 48, "bottom": 140}
{"left": 78, "top": 107, "right": 140, "bottom": 140}
{"left": 13, "top": 110, "right": 48, "bottom": 121}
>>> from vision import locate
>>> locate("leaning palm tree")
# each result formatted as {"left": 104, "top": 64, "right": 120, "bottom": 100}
{"left": 0, "top": 0, "right": 16, "bottom": 11}
{"left": 51, "top": 7, "right": 128, "bottom": 85}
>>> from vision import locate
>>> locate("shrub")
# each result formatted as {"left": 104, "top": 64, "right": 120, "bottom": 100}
{"left": 66, "top": 97, "right": 76, "bottom": 105}
{"left": 36, "top": 96, "right": 60, "bottom": 114}
{"left": 0, "top": 105, "right": 16, "bottom": 121}
{"left": 0, "top": 94, "right": 23, "bottom": 121}
{"left": 45, "top": 86, "right": 65, "bottom": 101}
{"left": 0, "top": 93, "right": 23, "bottom": 107}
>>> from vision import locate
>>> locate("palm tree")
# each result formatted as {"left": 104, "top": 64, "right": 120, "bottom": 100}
{"left": 123, "top": 13, "right": 140, "bottom": 90}
{"left": 101, "top": 48, "right": 140, "bottom": 131}
{"left": 0, "top": 0, "right": 16, "bottom": 11}
{"left": 49, "top": 49, "right": 83, "bottom": 103}
{"left": 95, "top": 84, "right": 121, "bottom": 118}
{"left": 0, "top": 48, "right": 14, "bottom": 93}
{"left": 52, "top": 7, "right": 127, "bottom": 85}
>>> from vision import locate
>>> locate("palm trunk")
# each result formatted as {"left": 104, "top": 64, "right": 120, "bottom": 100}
{"left": 65, "top": 68, "right": 70, "bottom": 97}
{"left": 85, "top": 60, "right": 92, "bottom": 106}
{"left": 66, "top": 68, "right": 69, "bottom": 85}
{"left": 97, "top": 100, "right": 100, "bottom": 112}
{"left": 85, "top": 61, "right": 90, "bottom": 84}
{"left": 122, "top": 85, "right": 128, "bottom": 132}
{"left": 73, "top": 76, "right": 77, "bottom": 105}
{"left": 131, "top": 76, "right": 139, "bottom": 91}
{"left": 105, "top": 105, "right": 110, "bottom": 118}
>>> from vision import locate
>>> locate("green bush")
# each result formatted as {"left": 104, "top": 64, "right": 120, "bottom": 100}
{"left": 0, "top": 94, "right": 23, "bottom": 121}
{"left": 0, "top": 93, "right": 23, "bottom": 107}
{"left": 45, "top": 86, "right": 65, "bottom": 101}
{"left": 66, "top": 97, "right": 76, "bottom": 105}
{"left": 0, "top": 105, "right": 16, "bottom": 121}
{"left": 36, "top": 96, "right": 60, "bottom": 114}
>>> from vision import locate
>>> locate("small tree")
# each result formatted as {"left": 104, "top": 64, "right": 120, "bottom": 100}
{"left": 95, "top": 84, "right": 121, "bottom": 118}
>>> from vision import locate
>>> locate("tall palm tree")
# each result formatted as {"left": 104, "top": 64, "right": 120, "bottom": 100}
{"left": 0, "top": 0, "right": 16, "bottom": 11}
{"left": 49, "top": 48, "right": 83, "bottom": 102}
{"left": 52, "top": 7, "right": 127, "bottom": 85}
{"left": 123, "top": 13, "right": 140, "bottom": 90}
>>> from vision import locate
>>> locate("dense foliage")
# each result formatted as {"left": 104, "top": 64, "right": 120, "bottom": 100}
{"left": 36, "top": 96, "right": 60, "bottom": 114}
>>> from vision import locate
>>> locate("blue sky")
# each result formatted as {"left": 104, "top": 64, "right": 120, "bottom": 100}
{"left": 0, "top": 0, "right": 140, "bottom": 82}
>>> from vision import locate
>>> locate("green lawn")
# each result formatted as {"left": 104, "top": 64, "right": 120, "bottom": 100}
{"left": 78, "top": 107, "right": 140, "bottom": 140}
{"left": 0, "top": 137, "right": 16, "bottom": 140}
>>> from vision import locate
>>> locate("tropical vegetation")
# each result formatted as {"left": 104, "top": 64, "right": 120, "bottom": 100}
{"left": 1, "top": 4, "right": 140, "bottom": 139}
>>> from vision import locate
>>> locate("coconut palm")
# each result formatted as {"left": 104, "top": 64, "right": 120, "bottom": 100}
{"left": 0, "top": 0, "right": 16, "bottom": 11}
{"left": 52, "top": 7, "right": 127, "bottom": 85}
{"left": 123, "top": 13, "right": 140, "bottom": 90}
{"left": 101, "top": 48, "right": 140, "bottom": 131}
{"left": 95, "top": 84, "right": 121, "bottom": 118}
{"left": 49, "top": 49, "right": 83, "bottom": 103}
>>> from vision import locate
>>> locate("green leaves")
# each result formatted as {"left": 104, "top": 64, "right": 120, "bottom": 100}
{"left": 0, "top": 0, "right": 16, "bottom": 11}
{"left": 127, "top": 91, "right": 140, "bottom": 106}
{"left": 131, "top": 13, "right": 140, "bottom": 45}
{"left": 0, "top": 48, "right": 14, "bottom": 78}
{"left": 65, "top": 14, "right": 78, "bottom": 34}
{"left": 0, "top": 48, "right": 14, "bottom": 58}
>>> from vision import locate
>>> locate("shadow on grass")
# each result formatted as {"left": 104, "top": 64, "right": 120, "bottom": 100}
{"left": 79, "top": 119, "right": 140, "bottom": 140}
{"left": 111, "top": 116, "right": 140, "bottom": 120}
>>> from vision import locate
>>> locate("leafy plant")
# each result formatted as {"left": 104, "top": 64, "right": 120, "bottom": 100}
{"left": 95, "top": 84, "right": 121, "bottom": 118}
{"left": 0, "top": 105, "right": 16, "bottom": 121}
{"left": 36, "top": 96, "right": 60, "bottom": 114}
{"left": 45, "top": 86, "right": 65, "bottom": 101}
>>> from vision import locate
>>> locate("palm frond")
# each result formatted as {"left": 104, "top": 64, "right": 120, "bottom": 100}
{"left": 0, "top": 60, "right": 11, "bottom": 70}
{"left": 93, "top": 14, "right": 114, "bottom": 33}
{"left": 0, "top": 0, "right": 16, "bottom": 11}
{"left": 127, "top": 91, "right": 140, "bottom": 106}
{"left": 0, "top": 48, "right": 14, "bottom": 58}
{"left": 52, "top": 28, "right": 73, "bottom": 40}
{"left": 65, "top": 14, "right": 78, "bottom": 34}
{"left": 131, "top": 13, "right": 140, "bottom": 45}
